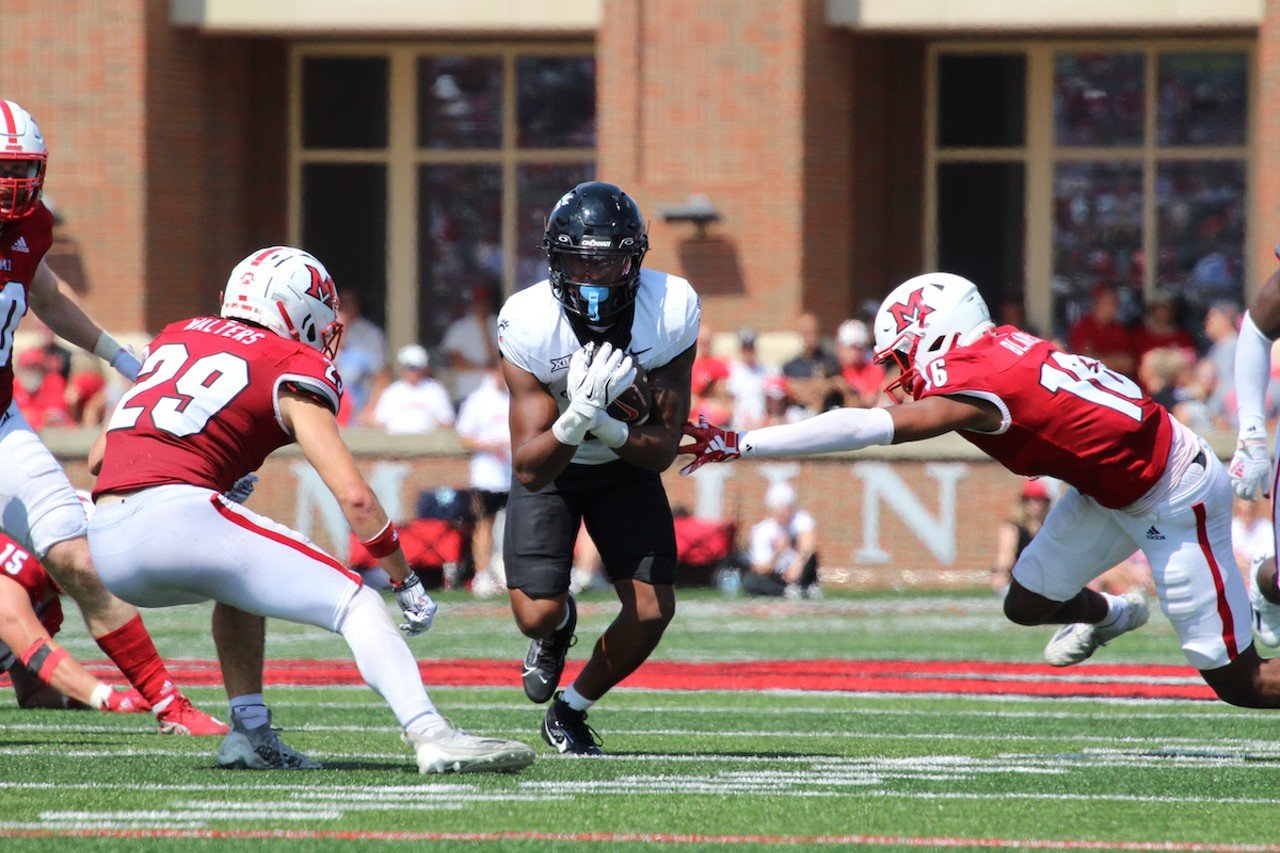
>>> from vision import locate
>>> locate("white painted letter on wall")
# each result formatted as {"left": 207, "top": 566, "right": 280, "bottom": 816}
{"left": 851, "top": 462, "right": 967, "bottom": 565}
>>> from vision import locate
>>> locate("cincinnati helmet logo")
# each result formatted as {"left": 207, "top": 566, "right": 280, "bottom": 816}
{"left": 888, "top": 288, "right": 933, "bottom": 333}
{"left": 305, "top": 265, "right": 338, "bottom": 310}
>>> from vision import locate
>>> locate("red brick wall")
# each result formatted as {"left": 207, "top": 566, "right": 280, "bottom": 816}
{"left": 598, "top": 1, "right": 917, "bottom": 339}
{"left": 1256, "top": 2, "right": 1280, "bottom": 294}
{"left": 0, "top": 0, "right": 149, "bottom": 332}
{"left": 142, "top": 6, "right": 289, "bottom": 331}
{"left": 0, "top": 3, "right": 288, "bottom": 337}
{"left": 62, "top": 451, "right": 1021, "bottom": 589}
{"left": 599, "top": 0, "right": 812, "bottom": 335}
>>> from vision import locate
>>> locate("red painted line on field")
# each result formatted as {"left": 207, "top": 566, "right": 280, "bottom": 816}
{"left": 36, "top": 657, "right": 1219, "bottom": 701}
{"left": 0, "top": 827, "right": 1275, "bottom": 850}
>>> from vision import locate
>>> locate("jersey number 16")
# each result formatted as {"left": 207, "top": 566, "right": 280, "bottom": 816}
{"left": 1038, "top": 351, "right": 1143, "bottom": 422}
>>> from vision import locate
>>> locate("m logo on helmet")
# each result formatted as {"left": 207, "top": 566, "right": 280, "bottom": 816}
{"left": 888, "top": 289, "right": 933, "bottom": 334}
{"left": 305, "top": 266, "right": 337, "bottom": 309}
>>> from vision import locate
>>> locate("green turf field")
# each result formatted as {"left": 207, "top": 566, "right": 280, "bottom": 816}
{"left": 1, "top": 589, "right": 1277, "bottom": 851}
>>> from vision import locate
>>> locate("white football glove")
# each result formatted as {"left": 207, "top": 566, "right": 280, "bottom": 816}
{"left": 223, "top": 474, "right": 259, "bottom": 504}
{"left": 553, "top": 341, "right": 636, "bottom": 446}
{"left": 1229, "top": 427, "right": 1273, "bottom": 500}
{"left": 392, "top": 572, "right": 438, "bottom": 636}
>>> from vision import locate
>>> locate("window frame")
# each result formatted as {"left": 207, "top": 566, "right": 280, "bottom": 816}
{"left": 926, "top": 38, "right": 1256, "bottom": 336}
{"left": 289, "top": 41, "right": 595, "bottom": 351}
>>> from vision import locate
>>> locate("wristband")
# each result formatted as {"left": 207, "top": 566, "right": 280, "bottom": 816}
{"left": 551, "top": 401, "right": 597, "bottom": 446}
{"left": 361, "top": 520, "right": 400, "bottom": 559}
{"left": 590, "top": 413, "right": 629, "bottom": 449}
{"left": 92, "top": 331, "right": 124, "bottom": 363}
{"left": 19, "top": 638, "right": 68, "bottom": 684}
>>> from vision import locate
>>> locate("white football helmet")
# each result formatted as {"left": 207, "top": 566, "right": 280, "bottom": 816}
{"left": 220, "top": 246, "right": 343, "bottom": 358}
{"left": 872, "top": 272, "right": 994, "bottom": 398}
{"left": 0, "top": 100, "right": 48, "bottom": 222}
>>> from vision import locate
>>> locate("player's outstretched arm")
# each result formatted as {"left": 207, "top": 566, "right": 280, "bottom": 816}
{"left": 26, "top": 260, "right": 140, "bottom": 381}
{"left": 605, "top": 344, "right": 696, "bottom": 473}
{"left": 680, "top": 396, "right": 998, "bottom": 474}
{"left": 282, "top": 389, "right": 436, "bottom": 634}
{"left": 1231, "top": 265, "right": 1280, "bottom": 500}
{"left": 0, "top": 579, "right": 144, "bottom": 712}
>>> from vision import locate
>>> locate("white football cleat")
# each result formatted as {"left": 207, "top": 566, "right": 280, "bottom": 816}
{"left": 403, "top": 727, "right": 536, "bottom": 775}
{"left": 1044, "top": 591, "right": 1149, "bottom": 667}
{"left": 1250, "top": 548, "right": 1280, "bottom": 647}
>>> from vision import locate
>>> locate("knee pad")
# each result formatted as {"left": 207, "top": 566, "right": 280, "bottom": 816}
{"left": 335, "top": 585, "right": 396, "bottom": 636}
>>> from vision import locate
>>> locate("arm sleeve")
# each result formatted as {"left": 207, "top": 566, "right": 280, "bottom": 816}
{"left": 740, "top": 407, "right": 895, "bottom": 458}
{"left": 1235, "top": 310, "right": 1273, "bottom": 434}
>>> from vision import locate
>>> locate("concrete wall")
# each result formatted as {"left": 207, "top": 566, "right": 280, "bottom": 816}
{"left": 54, "top": 428, "right": 1235, "bottom": 590}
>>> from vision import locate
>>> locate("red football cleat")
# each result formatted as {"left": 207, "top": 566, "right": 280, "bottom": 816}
{"left": 107, "top": 687, "right": 152, "bottom": 714}
{"left": 155, "top": 693, "right": 229, "bottom": 736}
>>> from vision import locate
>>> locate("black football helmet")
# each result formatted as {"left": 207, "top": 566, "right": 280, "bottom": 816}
{"left": 543, "top": 181, "right": 649, "bottom": 324}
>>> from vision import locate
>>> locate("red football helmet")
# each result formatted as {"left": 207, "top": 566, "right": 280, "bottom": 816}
{"left": 0, "top": 100, "right": 48, "bottom": 222}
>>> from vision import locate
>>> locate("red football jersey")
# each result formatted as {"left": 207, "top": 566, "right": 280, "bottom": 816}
{"left": 0, "top": 531, "right": 63, "bottom": 641}
{"left": 93, "top": 317, "right": 343, "bottom": 496}
{"left": 0, "top": 203, "right": 55, "bottom": 412}
{"left": 917, "top": 326, "right": 1172, "bottom": 509}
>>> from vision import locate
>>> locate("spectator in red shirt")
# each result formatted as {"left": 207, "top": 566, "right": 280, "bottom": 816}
{"left": 1068, "top": 285, "right": 1136, "bottom": 377}
{"left": 834, "top": 319, "right": 884, "bottom": 407}
{"left": 66, "top": 363, "right": 107, "bottom": 426}
{"left": 13, "top": 349, "right": 70, "bottom": 430}
{"left": 690, "top": 325, "right": 732, "bottom": 425}
{"left": 1132, "top": 292, "right": 1196, "bottom": 367}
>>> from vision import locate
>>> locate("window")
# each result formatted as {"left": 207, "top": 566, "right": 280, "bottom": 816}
{"left": 293, "top": 45, "right": 594, "bottom": 349}
{"left": 930, "top": 44, "right": 1251, "bottom": 342}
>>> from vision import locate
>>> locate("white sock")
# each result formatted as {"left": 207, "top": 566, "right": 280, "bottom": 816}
{"left": 337, "top": 585, "right": 447, "bottom": 735}
{"left": 562, "top": 685, "right": 594, "bottom": 712}
{"left": 1096, "top": 593, "right": 1128, "bottom": 630}
{"left": 229, "top": 693, "right": 269, "bottom": 729}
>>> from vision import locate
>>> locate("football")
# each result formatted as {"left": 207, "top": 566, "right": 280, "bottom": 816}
{"left": 607, "top": 362, "right": 653, "bottom": 424}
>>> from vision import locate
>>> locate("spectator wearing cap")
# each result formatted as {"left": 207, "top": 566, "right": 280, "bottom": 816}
{"left": 13, "top": 348, "right": 70, "bottom": 431}
{"left": 744, "top": 482, "right": 820, "bottom": 599}
{"left": 782, "top": 312, "right": 840, "bottom": 415}
{"left": 370, "top": 344, "right": 455, "bottom": 435}
{"left": 761, "top": 375, "right": 806, "bottom": 427}
{"left": 690, "top": 324, "right": 732, "bottom": 426}
{"left": 442, "top": 284, "right": 500, "bottom": 403}
{"left": 1132, "top": 292, "right": 1196, "bottom": 372}
{"left": 990, "top": 479, "right": 1053, "bottom": 599}
{"left": 1068, "top": 285, "right": 1136, "bottom": 377}
{"left": 834, "top": 319, "right": 885, "bottom": 408}
{"left": 337, "top": 288, "right": 391, "bottom": 426}
{"left": 1203, "top": 300, "right": 1240, "bottom": 423}
{"left": 725, "top": 328, "right": 774, "bottom": 431}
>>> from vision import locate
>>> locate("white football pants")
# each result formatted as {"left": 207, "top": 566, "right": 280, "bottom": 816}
{"left": 0, "top": 402, "right": 88, "bottom": 557}
{"left": 1012, "top": 443, "right": 1251, "bottom": 670}
{"left": 88, "top": 484, "right": 437, "bottom": 729}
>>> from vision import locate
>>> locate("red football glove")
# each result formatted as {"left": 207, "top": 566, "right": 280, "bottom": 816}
{"left": 103, "top": 686, "right": 151, "bottom": 714}
{"left": 680, "top": 416, "right": 742, "bottom": 476}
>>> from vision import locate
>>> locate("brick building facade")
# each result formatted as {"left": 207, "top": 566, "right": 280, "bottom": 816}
{"left": 8, "top": 0, "right": 1271, "bottom": 345}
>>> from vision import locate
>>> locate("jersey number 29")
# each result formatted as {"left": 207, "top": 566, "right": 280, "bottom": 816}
{"left": 108, "top": 344, "right": 250, "bottom": 437}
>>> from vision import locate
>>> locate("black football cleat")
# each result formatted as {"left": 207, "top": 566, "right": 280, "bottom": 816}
{"left": 541, "top": 691, "right": 604, "bottom": 756}
{"left": 522, "top": 594, "right": 577, "bottom": 704}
